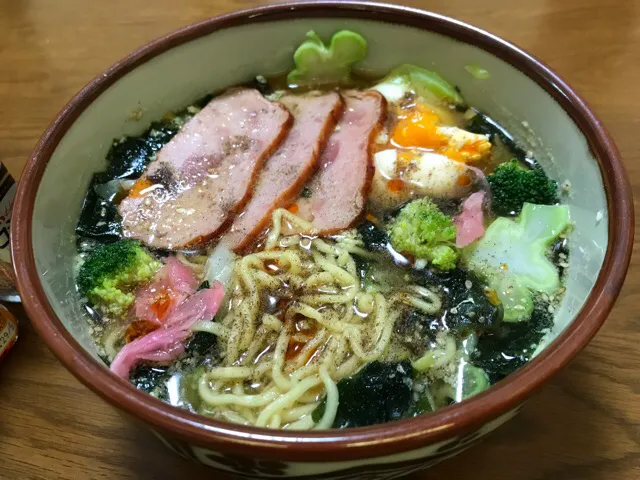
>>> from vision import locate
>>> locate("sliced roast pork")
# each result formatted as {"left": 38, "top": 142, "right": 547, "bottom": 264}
{"left": 293, "top": 90, "right": 386, "bottom": 234}
{"left": 222, "top": 91, "right": 344, "bottom": 252}
{"left": 118, "top": 88, "right": 292, "bottom": 250}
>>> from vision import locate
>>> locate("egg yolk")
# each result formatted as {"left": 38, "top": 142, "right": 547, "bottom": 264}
{"left": 389, "top": 104, "right": 490, "bottom": 163}
{"left": 391, "top": 105, "right": 447, "bottom": 150}
{"left": 442, "top": 139, "right": 489, "bottom": 162}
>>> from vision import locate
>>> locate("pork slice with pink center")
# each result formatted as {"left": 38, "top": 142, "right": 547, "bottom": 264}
{"left": 294, "top": 90, "right": 386, "bottom": 234}
{"left": 118, "top": 88, "right": 292, "bottom": 250}
{"left": 222, "top": 91, "right": 344, "bottom": 252}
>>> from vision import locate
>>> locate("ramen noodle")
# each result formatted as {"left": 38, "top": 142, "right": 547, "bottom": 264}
{"left": 73, "top": 30, "right": 571, "bottom": 429}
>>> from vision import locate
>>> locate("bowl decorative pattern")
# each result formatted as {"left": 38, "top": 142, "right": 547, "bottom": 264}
{"left": 154, "top": 407, "right": 522, "bottom": 478}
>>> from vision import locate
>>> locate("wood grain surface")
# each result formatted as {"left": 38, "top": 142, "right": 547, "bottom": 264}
{"left": 1, "top": 0, "right": 639, "bottom": 478}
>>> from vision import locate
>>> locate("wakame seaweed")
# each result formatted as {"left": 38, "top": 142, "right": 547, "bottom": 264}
{"left": 105, "top": 104, "right": 202, "bottom": 181}
{"left": 357, "top": 220, "right": 389, "bottom": 252}
{"left": 76, "top": 173, "right": 124, "bottom": 241}
{"left": 471, "top": 299, "right": 554, "bottom": 383}
{"left": 550, "top": 236, "right": 570, "bottom": 278}
{"left": 394, "top": 309, "right": 441, "bottom": 354}
{"left": 465, "top": 111, "right": 535, "bottom": 168}
{"left": 415, "top": 267, "right": 503, "bottom": 335}
{"left": 185, "top": 331, "right": 218, "bottom": 358}
{"left": 313, "top": 361, "right": 413, "bottom": 428}
{"left": 244, "top": 76, "right": 274, "bottom": 96}
{"left": 130, "top": 364, "right": 170, "bottom": 400}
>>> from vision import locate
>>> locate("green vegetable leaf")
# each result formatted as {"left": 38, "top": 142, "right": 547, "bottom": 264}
{"left": 463, "top": 203, "right": 570, "bottom": 322}
{"left": 287, "top": 30, "right": 367, "bottom": 87}
{"left": 408, "top": 384, "right": 435, "bottom": 417}
{"left": 453, "top": 362, "right": 489, "bottom": 401}
{"left": 465, "top": 64, "right": 490, "bottom": 80}
{"left": 372, "top": 64, "right": 464, "bottom": 105}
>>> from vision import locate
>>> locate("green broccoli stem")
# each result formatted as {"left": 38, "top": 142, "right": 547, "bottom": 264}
{"left": 287, "top": 30, "right": 367, "bottom": 87}
{"left": 372, "top": 64, "right": 464, "bottom": 106}
{"left": 463, "top": 203, "right": 570, "bottom": 322}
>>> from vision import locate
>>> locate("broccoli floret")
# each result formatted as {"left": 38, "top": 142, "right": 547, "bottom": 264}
{"left": 488, "top": 159, "right": 558, "bottom": 216}
{"left": 463, "top": 203, "right": 570, "bottom": 322}
{"left": 287, "top": 30, "right": 367, "bottom": 87}
{"left": 372, "top": 64, "right": 464, "bottom": 105}
{"left": 77, "top": 240, "right": 161, "bottom": 317}
{"left": 387, "top": 198, "right": 459, "bottom": 270}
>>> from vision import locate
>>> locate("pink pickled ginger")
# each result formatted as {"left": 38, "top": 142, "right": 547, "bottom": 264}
{"left": 131, "top": 256, "right": 199, "bottom": 326}
{"left": 454, "top": 191, "right": 486, "bottom": 247}
{"left": 110, "top": 282, "right": 224, "bottom": 379}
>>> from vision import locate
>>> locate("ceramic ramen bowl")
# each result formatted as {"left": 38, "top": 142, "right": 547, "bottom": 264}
{"left": 12, "top": 2, "right": 633, "bottom": 479}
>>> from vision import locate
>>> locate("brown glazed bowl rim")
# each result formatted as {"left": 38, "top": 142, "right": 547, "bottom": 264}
{"left": 12, "top": 1, "right": 633, "bottom": 463}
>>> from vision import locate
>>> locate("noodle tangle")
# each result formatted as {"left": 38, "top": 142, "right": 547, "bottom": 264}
{"left": 197, "top": 209, "right": 442, "bottom": 429}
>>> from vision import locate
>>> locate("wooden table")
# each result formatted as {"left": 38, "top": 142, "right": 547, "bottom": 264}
{"left": 1, "top": 0, "right": 639, "bottom": 478}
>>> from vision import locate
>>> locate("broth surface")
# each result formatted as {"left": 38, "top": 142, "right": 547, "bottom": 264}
{"left": 74, "top": 44, "right": 569, "bottom": 429}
